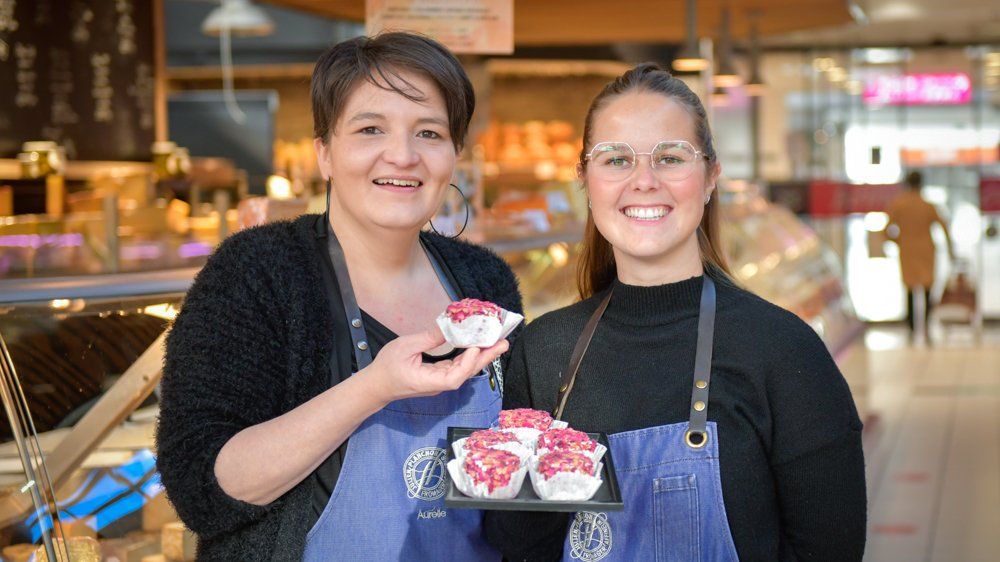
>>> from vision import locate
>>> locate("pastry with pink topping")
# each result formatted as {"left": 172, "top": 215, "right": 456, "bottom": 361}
{"left": 529, "top": 450, "right": 604, "bottom": 501}
{"left": 447, "top": 447, "right": 528, "bottom": 499}
{"left": 464, "top": 429, "right": 522, "bottom": 451}
{"left": 496, "top": 408, "right": 567, "bottom": 449}
{"left": 464, "top": 449, "right": 522, "bottom": 492}
{"left": 536, "top": 428, "right": 608, "bottom": 465}
{"left": 436, "top": 298, "right": 523, "bottom": 348}
{"left": 537, "top": 428, "right": 597, "bottom": 454}
{"left": 451, "top": 429, "right": 533, "bottom": 464}
{"left": 535, "top": 451, "right": 595, "bottom": 480}
{"left": 499, "top": 408, "right": 554, "bottom": 432}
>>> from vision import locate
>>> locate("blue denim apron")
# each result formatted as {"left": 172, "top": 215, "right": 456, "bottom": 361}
{"left": 303, "top": 216, "right": 501, "bottom": 561}
{"left": 557, "top": 277, "right": 740, "bottom": 561}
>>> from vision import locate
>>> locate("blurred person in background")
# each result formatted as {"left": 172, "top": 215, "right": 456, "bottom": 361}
{"left": 485, "top": 63, "right": 866, "bottom": 562}
{"left": 885, "top": 170, "right": 955, "bottom": 341}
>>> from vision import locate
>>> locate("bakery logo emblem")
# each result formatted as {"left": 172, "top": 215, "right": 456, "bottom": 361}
{"left": 403, "top": 447, "right": 448, "bottom": 501}
{"left": 569, "top": 511, "right": 612, "bottom": 561}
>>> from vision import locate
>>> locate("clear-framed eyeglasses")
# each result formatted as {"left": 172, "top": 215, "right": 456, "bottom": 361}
{"left": 584, "top": 140, "right": 710, "bottom": 182}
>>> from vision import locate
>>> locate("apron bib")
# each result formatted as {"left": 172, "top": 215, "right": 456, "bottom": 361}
{"left": 303, "top": 216, "right": 501, "bottom": 561}
{"left": 557, "top": 277, "right": 739, "bottom": 562}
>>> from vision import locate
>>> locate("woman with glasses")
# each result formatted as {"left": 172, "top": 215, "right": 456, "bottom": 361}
{"left": 157, "top": 33, "right": 520, "bottom": 561}
{"left": 485, "top": 63, "right": 866, "bottom": 561}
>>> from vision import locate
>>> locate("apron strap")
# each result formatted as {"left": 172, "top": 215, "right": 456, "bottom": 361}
{"left": 685, "top": 276, "right": 716, "bottom": 449}
{"left": 553, "top": 288, "right": 614, "bottom": 420}
{"left": 554, "top": 276, "right": 717, "bottom": 451}
{"left": 325, "top": 217, "right": 374, "bottom": 370}
{"left": 318, "top": 214, "right": 477, "bottom": 383}
{"left": 421, "top": 240, "right": 460, "bottom": 301}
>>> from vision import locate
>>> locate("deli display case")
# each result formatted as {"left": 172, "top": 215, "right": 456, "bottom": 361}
{"left": 0, "top": 272, "right": 193, "bottom": 562}
{"left": 494, "top": 185, "right": 863, "bottom": 355}
{"left": 719, "top": 184, "right": 863, "bottom": 356}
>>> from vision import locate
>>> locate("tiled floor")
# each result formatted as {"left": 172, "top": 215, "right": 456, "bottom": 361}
{"left": 837, "top": 323, "right": 1000, "bottom": 562}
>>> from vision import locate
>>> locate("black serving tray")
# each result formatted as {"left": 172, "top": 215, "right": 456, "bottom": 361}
{"left": 444, "top": 427, "right": 624, "bottom": 512}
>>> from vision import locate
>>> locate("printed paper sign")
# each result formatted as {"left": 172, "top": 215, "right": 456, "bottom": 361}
{"left": 366, "top": 0, "right": 513, "bottom": 54}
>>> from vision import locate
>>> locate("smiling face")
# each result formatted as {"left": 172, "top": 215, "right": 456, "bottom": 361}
{"left": 314, "top": 70, "right": 457, "bottom": 234}
{"left": 583, "top": 91, "right": 720, "bottom": 282}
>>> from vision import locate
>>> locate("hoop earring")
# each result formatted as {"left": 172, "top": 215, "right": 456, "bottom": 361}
{"left": 427, "top": 183, "right": 471, "bottom": 239}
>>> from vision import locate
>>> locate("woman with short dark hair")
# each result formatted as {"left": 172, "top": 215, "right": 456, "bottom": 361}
{"left": 157, "top": 32, "right": 520, "bottom": 561}
{"left": 485, "top": 63, "right": 866, "bottom": 561}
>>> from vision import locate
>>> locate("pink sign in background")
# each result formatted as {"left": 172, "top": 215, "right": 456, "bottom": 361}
{"left": 863, "top": 72, "right": 972, "bottom": 106}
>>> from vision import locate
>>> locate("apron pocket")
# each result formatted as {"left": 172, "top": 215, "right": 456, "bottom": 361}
{"left": 653, "top": 474, "right": 700, "bottom": 562}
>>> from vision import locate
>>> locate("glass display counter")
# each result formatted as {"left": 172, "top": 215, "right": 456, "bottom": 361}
{"left": 0, "top": 272, "right": 189, "bottom": 562}
{"left": 496, "top": 187, "right": 863, "bottom": 354}
{"left": 720, "top": 188, "right": 862, "bottom": 356}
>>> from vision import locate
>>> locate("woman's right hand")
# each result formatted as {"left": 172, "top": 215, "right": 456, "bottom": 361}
{"left": 359, "top": 328, "right": 508, "bottom": 405}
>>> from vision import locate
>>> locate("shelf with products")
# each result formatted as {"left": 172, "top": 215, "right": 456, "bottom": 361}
{"left": 476, "top": 119, "right": 583, "bottom": 208}
{"left": 1, "top": 156, "right": 251, "bottom": 280}
{"left": 0, "top": 272, "right": 192, "bottom": 561}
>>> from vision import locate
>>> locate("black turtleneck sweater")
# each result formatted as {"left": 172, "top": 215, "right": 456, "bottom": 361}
{"left": 485, "top": 274, "right": 866, "bottom": 561}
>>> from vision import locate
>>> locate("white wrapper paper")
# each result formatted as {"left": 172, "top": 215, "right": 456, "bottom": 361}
{"left": 536, "top": 442, "right": 608, "bottom": 467}
{"left": 498, "top": 420, "right": 569, "bottom": 451}
{"left": 528, "top": 458, "right": 604, "bottom": 502}
{"left": 452, "top": 437, "right": 534, "bottom": 465}
{"left": 447, "top": 458, "right": 528, "bottom": 500}
{"left": 437, "top": 309, "right": 524, "bottom": 348}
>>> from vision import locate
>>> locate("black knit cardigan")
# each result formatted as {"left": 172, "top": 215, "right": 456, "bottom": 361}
{"left": 156, "top": 214, "right": 522, "bottom": 561}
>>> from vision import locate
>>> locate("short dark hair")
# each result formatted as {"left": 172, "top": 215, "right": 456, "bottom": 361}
{"left": 311, "top": 32, "right": 475, "bottom": 151}
{"left": 905, "top": 170, "right": 923, "bottom": 189}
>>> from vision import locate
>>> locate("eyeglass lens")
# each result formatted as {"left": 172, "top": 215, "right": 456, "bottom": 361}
{"left": 589, "top": 142, "right": 699, "bottom": 180}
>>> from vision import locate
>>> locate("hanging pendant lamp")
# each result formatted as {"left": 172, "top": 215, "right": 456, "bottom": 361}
{"left": 713, "top": 6, "right": 742, "bottom": 88}
{"left": 673, "top": 0, "right": 708, "bottom": 72}
{"left": 745, "top": 13, "right": 766, "bottom": 96}
{"left": 200, "top": 0, "right": 275, "bottom": 124}
{"left": 202, "top": 0, "right": 275, "bottom": 37}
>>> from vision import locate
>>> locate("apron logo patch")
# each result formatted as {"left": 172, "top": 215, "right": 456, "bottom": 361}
{"left": 403, "top": 447, "right": 448, "bottom": 501}
{"left": 569, "top": 511, "right": 612, "bottom": 561}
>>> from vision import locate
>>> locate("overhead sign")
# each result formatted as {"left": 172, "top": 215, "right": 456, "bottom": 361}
{"left": 863, "top": 72, "right": 972, "bottom": 106}
{"left": 366, "top": 0, "right": 513, "bottom": 55}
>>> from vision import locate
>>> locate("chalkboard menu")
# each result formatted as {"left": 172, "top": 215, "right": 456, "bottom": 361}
{"left": 0, "top": 0, "right": 156, "bottom": 162}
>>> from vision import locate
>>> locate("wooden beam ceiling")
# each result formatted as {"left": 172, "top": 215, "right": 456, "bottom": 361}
{"left": 262, "top": 1, "right": 853, "bottom": 45}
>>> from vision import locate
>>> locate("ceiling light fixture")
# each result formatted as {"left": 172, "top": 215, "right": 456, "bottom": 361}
{"left": 202, "top": 0, "right": 275, "bottom": 37}
{"left": 200, "top": 0, "right": 275, "bottom": 124}
{"left": 745, "top": 12, "right": 765, "bottom": 96}
{"left": 713, "top": 6, "right": 742, "bottom": 87}
{"left": 673, "top": 0, "right": 708, "bottom": 72}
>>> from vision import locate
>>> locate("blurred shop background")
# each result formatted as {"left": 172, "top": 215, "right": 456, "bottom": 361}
{"left": 1, "top": 1, "right": 998, "bottom": 561}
